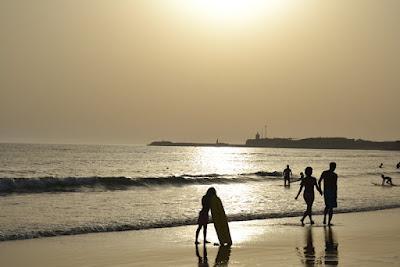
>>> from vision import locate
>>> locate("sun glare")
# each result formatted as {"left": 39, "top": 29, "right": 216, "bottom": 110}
{"left": 194, "top": 147, "right": 248, "bottom": 174}
{"left": 172, "top": 0, "right": 289, "bottom": 26}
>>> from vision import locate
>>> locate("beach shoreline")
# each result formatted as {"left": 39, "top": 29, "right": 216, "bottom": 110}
{"left": 1, "top": 208, "right": 399, "bottom": 266}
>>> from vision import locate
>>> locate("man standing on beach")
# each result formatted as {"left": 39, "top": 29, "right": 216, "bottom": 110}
{"left": 283, "top": 165, "right": 292, "bottom": 186}
{"left": 318, "top": 162, "right": 338, "bottom": 226}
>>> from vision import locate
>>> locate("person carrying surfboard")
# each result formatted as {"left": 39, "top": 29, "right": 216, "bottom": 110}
{"left": 195, "top": 188, "right": 214, "bottom": 244}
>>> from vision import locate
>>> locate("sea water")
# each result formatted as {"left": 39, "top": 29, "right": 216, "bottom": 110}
{"left": 0, "top": 143, "right": 399, "bottom": 241}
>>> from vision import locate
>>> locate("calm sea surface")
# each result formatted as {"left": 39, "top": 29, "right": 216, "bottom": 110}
{"left": 0, "top": 143, "right": 399, "bottom": 241}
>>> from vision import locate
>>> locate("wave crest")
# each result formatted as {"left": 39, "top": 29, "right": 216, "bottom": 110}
{"left": 0, "top": 171, "right": 282, "bottom": 194}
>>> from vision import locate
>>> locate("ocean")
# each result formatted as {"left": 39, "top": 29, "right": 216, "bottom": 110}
{"left": 0, "top": 143, "right": 399, "bottom": 241}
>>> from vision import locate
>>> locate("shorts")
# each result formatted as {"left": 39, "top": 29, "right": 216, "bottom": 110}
{"left": 197, "top": 210, "right": 209, "bottom": 225}
{"left": 324, "top": 190, "right": 337, "bottom": 208}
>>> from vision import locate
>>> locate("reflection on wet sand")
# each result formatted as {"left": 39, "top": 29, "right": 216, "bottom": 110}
{"left": 296, "top": 226, "right": 339, "bottom": 266}
{"left": 195, "top": 244, "right": 209, "bottom": 267}
{"left": 324, "top": 227, "right": 338, "bottom": 266}
{"left": 195, "top": 244, "right": 231, "bottom": 267}
{"left": 297, "top": 226, "right": 318, "bottom": 266}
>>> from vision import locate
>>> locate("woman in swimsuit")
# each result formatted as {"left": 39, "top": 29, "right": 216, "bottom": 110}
{"left": 295, "top": 167, "right": 322, "bottom": 226}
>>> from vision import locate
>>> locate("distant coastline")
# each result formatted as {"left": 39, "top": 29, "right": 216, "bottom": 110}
{"left": 148, "top": 137, "right": 400, "bottom": 151}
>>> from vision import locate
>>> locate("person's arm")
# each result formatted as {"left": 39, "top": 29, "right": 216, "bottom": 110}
{"left": 315, "top": 179, "right": 322, "bottom": 195}
{"left": 295, "top": 184, "right": 303, "bottom": 199}
{"left": 318, "top": 172, "right": 324, "bottom": 191}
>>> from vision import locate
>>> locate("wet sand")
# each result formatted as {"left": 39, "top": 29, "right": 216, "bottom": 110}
{"left": 0, "top": 208, "right": 399, "bottom": 266}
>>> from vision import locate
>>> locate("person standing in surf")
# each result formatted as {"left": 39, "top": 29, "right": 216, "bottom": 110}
{"left": 319, "top": 162, "right": 338, "bottom": 226}
{"left": 195, "top": 188, "right": 214, "bottom": 244}
{"left": 283, "top": 165, "right": 292, "bottom": 186}
{"left": 295, "top": 167, "right": 322, "bottom": 225}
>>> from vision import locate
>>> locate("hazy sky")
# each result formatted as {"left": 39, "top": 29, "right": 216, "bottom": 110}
{"left": 1, "top": 1, "right": 399, "bottom": 144}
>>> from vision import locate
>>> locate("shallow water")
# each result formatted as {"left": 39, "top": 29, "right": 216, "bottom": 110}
{"left": 0, "top": 143, "right": 399, "bottom": 241}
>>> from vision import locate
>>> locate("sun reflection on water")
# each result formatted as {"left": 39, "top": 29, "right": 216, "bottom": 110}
{"left": 194, "top": 147, "right": 249, "bottom": 175}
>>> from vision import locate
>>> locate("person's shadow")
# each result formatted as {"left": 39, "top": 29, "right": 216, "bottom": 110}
{"left": 196, "top": 244, "right": 231, "bottom": 267}
{"left": 324, "top": 226, "right": 339, "bottom": 266}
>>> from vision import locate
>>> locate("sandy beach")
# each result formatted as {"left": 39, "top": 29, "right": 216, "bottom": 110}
{"left": 0, "top": 208, "right": 399, "bottom": 266}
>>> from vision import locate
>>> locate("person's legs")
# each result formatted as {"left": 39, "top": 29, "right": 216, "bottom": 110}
{"left": 300, "top": 210, "right": 307, "bottom": 225}
{"left": 203, "top": 224, "right": 210, "bottom": 243}
{"left": 195, "top": 225, "right": 202, "bottom": 244}
{"left": 323, "top": 207, "right": 328, "bottom": 224}
{"left": 302, "top": 197, "right": 312, "bottom": 225}
{"left": 308, "top": 207, "right": 313, "bottom": 224}
{"left": 307, "top": 203, "right": 314, "bottom": 224}
{"left": 328, "top": 208, "right": 334, "bottom": 226}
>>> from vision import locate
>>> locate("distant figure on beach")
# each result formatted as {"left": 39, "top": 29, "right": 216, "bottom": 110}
{"left": 295, "top": 167, "right": 322, "bottom": 226}
{"left": 397, "top": 162, "right": 400, "bottom": 169}
{"left": 195, "top": 188, "right": 214, "bottom": 244}
{"left": 300, "top": 172, "right": 305, "bottom": 180}
{"left": 283, "top": 165, "right": 292, "bottom": 186}
{"left": 379, "top": 163, "right": 383, "bottom": 168}
{"left": 381, "top": 174, "right": 393, "bottom": 186}
{"left": 319, "top": 162, "right": 338, "bottom": 226}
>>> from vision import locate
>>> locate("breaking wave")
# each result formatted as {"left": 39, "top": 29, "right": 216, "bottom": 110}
{"left": 0, "top": 171, "right": 283, "bottom": 194}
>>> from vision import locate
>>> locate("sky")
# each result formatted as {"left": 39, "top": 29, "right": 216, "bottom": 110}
{"left": 0, "top": 0, "right": 399, "bottom": 144}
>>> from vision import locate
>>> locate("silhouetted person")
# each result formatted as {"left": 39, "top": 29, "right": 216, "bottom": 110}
{"left": 295, "top": 167, "right": 322, "bottom": 225}
{"left": 195, "top": 188, "right": 214, "bottom": 244}
{"left": 319, "top": 162, "right": 338, "bottom": 226}
{"left": 381, "top": 174, "right": 393, "bottom": 186}
{"left": 324, "top": 226, "right": 339, "bottom": 265}
{"left": 283, "top": 165, "right": 292, "bottom": 186}
{"left": 379, "top": 163, "right": 383, "bottom": 168}
{"left": 300, "top": 172, "right": 304, "bottom": 180}
{"left": 397, "top": 162, "right": 400, "bottom": 169}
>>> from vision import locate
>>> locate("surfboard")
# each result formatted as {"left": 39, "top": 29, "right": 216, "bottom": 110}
{"left": 210, "top": 196, "right": 232, "bottom": 246}
{"left": 371, "top": 182, "right": 397, "bottom": 187}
